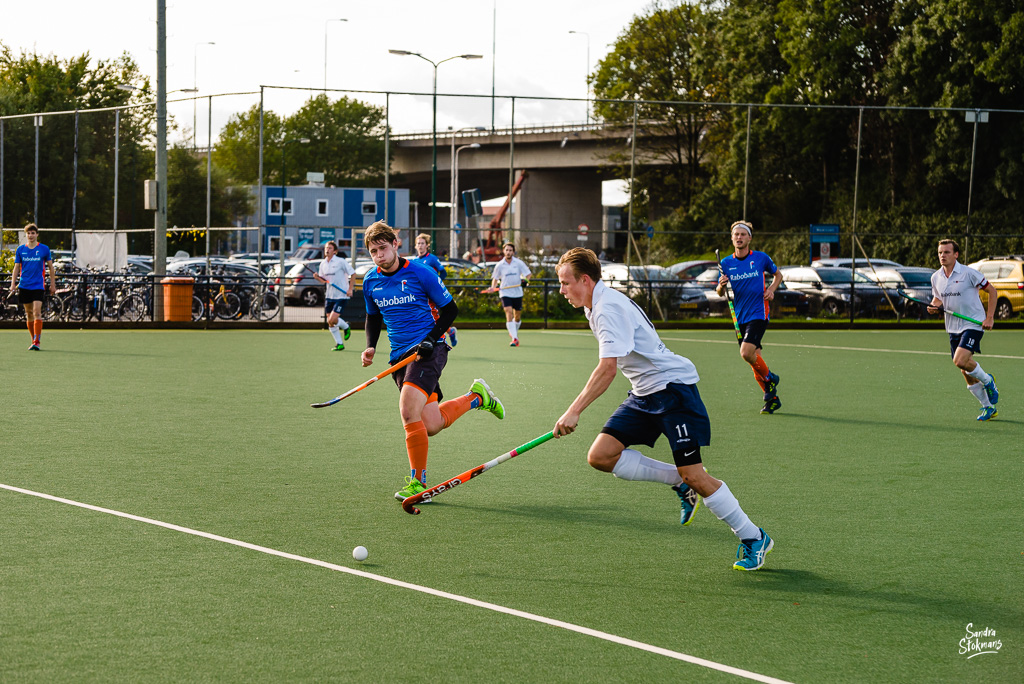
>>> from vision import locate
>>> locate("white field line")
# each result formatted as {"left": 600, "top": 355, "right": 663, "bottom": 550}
{"left": 545, "top": 330, "right": 1024, "bottom": 360}
{"left": 0, "top": 482, "right": 792, "bottom": 684}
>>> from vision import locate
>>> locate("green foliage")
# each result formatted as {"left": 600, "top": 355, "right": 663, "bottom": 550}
{"left": 0, "top": 44, "right": 152, "bottom": 236}
{"left": 212, "top": 95, "right": 388, "bottom": 188}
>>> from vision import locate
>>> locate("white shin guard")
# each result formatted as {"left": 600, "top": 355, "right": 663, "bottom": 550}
{"left": 611, "top": 448, "right": 683, "bottom": 485}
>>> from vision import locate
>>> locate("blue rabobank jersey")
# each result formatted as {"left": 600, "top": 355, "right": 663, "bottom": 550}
{"left": 364, "top": 258, "right": 454, "bottom": 362}
{"left": 15, "top": 244, "right": 52, "bottom": 290}
{"left": 411, "top": 253, "right": 446, "bottom": 280}
{"left": 721, "top": 250, "right": 777, "bottom": 323}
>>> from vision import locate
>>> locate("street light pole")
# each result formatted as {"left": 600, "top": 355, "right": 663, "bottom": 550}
{"left": 279, "top": 137, "right": 311, "bottom": 321}
{"left": 453, "top": 142, "right": 480, "bottom": 257}
{"left": 450, "top": 126, "right": 486, "bottom": 257}
{"left": 568, "top": 31, "right": 590, "bottom": 125}
{"left": 193, "top": 42, "right": 215, "bottom": 150}
{"left": 324, "top": 19, "right": 348, "bottom": 91}
{"left": 389, "top": 50, "right": 482, "bottom": 243}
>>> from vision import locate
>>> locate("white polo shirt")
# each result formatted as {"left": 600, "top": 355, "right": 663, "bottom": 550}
{"left": 931, "top": 261, "right": 987, "bottom": 334}
{"left": 491, "top": 257, "right": 531, "bottom": 297}
{"left": 585, "top": 280, "right": 699, "bottom": 395}
{"left": 318, "top": 256, "right": 355, "bottom": 299}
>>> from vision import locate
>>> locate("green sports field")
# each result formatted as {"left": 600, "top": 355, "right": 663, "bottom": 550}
{"left": 1, "top": 328, "right": 1021, "bottom": 683}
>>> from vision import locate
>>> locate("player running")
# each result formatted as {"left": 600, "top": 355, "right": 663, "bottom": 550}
{"left": 9, "top": 223, "right": 56, "bottom": 350}
{"left": 410, "top": 232, "right": 458, "bottom": 347}
{"left": 716, "top": 220, "right": 783, "bottom": 414}
{"left": 360, "top": 221, "right": 504, "bottom": 502}
{"left": 928, "top": 239, "right": 999, "bottom": 421}
{"left": 552, "top": 247, "right": 774, "bottom": 571}
{"left": 313, "top": 241, "right": 354, "bottom": 351}
{"left": 490, "top": 242, "right": 531, "bottom": 347}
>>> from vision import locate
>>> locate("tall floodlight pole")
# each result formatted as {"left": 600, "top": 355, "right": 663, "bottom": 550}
{"left": 491, "top": 0, "right": 497, "bottom": 132}
{"left": 324, "top": 19, "right": 348, "bottom": 91}
{"left": 568, "top": 31, "right": 590, "bottom": 125}
{"left": 193, "top": 42, "right": 215, "bottom": 150}
{"left": 155, "top": 0, "right": 168, "bottom": 298}
{"left": 450, "top": 126, "right": 486, "bottom": 257}
{"left": 389, "top": 50, "right": 482, "bottom": 242}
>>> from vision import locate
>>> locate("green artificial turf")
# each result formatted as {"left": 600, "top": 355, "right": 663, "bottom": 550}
{"left": 1, "top": 329, "right": 1021, "bottom": 682}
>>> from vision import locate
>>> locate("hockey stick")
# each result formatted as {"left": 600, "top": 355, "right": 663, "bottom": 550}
{"left": 310, "top": 354, "right": 416, "bottom": 408}
{"left": 402, "top": 431, "right": 556, "bottom": 515}
{"left": 893, "top": 288, "right": 983, "bottom": 326}
{"left": 481, "top": 283, "right": 524, "bottom": 294}
{"left": 714, "top": 249, "right": 743, "bottom": 342}
{"left": 302, "top": 263, "right": 349, "bottom": 298}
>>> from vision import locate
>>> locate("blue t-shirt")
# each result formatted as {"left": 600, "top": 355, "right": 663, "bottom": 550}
{"left": 363, "top": 258, "right": 454, "bottom": 363}
{"left": 411, "top": 253, "right": 447, "bottom": 280}
{"left": 720, "top": 250, "right": 777, "bottom": 323}
{"left": 15, "top": 243, "right": 52, "bottom": 290}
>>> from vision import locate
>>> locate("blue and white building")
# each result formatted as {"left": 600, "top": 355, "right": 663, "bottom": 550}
{"left": 247, "top": 184, "right": 410, "bottom": 255}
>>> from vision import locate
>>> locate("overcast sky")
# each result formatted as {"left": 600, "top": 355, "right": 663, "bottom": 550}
{"left": 2, "top": 0, "right": 653, "bottom": 145}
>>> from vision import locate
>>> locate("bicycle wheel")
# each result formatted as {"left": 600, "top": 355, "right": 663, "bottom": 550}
{"left": 192, "top": 295, "right": 205, "bottom": 321}
{"left": 117, "top": 294, "right": 148, "bottom": 322}
{"left": 213, "top": 291, "right": 241, "bottom": 320}
{"left": 43, "top": 296, "right": 63, "bottom": 322}
{"left": 252, "top": 291, "right": 280, "bottom": 321}
{"left": 63, "top": 292, "right": 86, "bottom": 322}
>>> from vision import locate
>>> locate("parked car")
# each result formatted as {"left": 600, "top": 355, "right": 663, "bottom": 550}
{"left": 276, "top": 259, "right": 325, "bottom": 306}
{"left": 969, "top": 256, "right": 1024, "bottom": 320}
{"left": 856, "top": 266, "right": 938, "bottom": 318}
{"left": 291, "top": 244, "right": 326, "bottom": 261}
{"left": 812, "top": 257, "right": 904, "bottom": 269}
{"left": 780, "top": 266, "right": 890, "bottom": 317}
{"left": 439, "top": 258, "right": 486, "bottom": 275}
{"left": 601, "top": 263, "right": 683, "bottom": 301}
{"left": 667, "top": 259, "right": 719, "bottom": 280}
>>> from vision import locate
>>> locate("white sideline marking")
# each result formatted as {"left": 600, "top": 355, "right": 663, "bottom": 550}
{"left": 546, "top": 330, "right": 1024, "bottom": 360}
{"left": 0, "top": 482, "right": 792, "bottom": 684}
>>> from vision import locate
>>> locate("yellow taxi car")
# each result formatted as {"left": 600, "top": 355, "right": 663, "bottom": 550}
{"left": 970, "top": 256, "right": 1024, "bottom": 320}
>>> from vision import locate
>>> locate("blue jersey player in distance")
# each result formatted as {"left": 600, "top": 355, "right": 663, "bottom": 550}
{"left": 360, "top": 221, "right": 504, "bottom": 502}
{"left": 716, "top": 221, "right": 784, "bottom": 414}
{"left": 410, "top": 232, "right": 458, "bottom": 347}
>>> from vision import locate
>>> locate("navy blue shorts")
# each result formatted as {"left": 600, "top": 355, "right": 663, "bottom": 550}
{"left": 501, "top": 296, "right": 523, "bottom": 311}
{"left": 949, "top": 329, "right": 983, "bottom": 358}
{"left": 738, "top": 319, "right": 768, "bottom": 349}
{"left": 601, "top": 382, "right": 711, "bottom": 467}
{"left": 393, "top": 342, "right": 449, "bottom": 402}
{"left": 324, "top": 297, "right": 348, "bottom": 315}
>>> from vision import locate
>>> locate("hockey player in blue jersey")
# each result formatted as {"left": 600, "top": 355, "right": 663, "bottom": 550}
{"left": 360, "top": 221, "right": 504, "bottom": 502}
{"left": 716, "top": 221, "right": 784, "bottom": 414}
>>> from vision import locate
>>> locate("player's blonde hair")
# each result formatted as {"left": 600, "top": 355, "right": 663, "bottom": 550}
{"left": 24, "top": 223, "right": 38, "bottom": 233}
{"left": 415, "top": 232, "right": 432, "bottom": 246}
{"left": 730, "top": 220, "right": 753, "bottom": 236}
{"left": 364, "top": 221, "right": 398, "bottom": 247}
{"left": 557, "top": 247, "right": 602, "bottom": 282}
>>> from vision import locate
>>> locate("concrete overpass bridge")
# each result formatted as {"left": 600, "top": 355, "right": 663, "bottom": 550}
{"left": 390, "top": 122, "right": 660, "bottom": 256}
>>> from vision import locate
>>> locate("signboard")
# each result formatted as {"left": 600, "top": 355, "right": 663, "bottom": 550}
{"left": 454, "top": 222, "right": 462, "bottom": 234}
{"left": 646, "top": 224, "right": 655, "bottom": 239}
{"left": 809, "top": 223, "right": 840, "bottom": 263}
{"left": 306, "top": 171, "right": 325, "bottom": 183}
{"left": 577, "top": 223, "right": 589, "bottom": 236}
{"left": 298, "top": 228, "right": 315, "bottom": 245}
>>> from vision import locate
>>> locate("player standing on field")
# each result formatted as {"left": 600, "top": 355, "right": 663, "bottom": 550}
{"left": 360, "top": 221, "right": 505, "bottom": 502}
{"left": 410, "top": 232, "right": 458, "bottom": 347}
{"left": 716, "top": 220, "right": 783, "bottom": 414}
{"left": 552, "top": 247, "right": 774, "bottom": 571}
{"left": 490, "top": 242, "right": 532, "bottom": 347}
{"left": 928, "top": 239, "right": 999, "bottom": 421}
{"left": 314, "top": 241, "right": 355, "bottom": 351}
{"left": 9, "top": 223, "right": 56, "bottom": 351}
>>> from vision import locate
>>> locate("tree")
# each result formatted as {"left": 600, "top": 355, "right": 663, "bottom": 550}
{"left": 212, "top": 105, "right": 283, "bottom": 186}
{"left": 591, "top": 1, "right": 723, "bottom": 216}
{"left": 0, "top": 44, "right": 152, "bottom": 241}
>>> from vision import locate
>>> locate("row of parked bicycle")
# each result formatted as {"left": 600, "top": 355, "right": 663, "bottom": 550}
{"left": 0, "top": 267, "right": 282, "bottom": 323}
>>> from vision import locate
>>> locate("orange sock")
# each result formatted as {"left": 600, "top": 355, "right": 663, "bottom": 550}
{"left": 404, "top": 420, "right": 429, "bottom": 483}
{"left": 751, "top": 355, "right": 769, "bottom": 390}
{"left": 34, "top": 319, "right": 43, "bottom": 340}
{"left": 438, "top": 394, "right": 475, "bottom": 430}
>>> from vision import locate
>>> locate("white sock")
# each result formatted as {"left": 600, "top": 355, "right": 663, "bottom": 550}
{"left": 968, "top": 383, "right": 992, "bottom": 408}
{"left": 966, "top": 363, "right": 991, "bottom": 385}
{"left": 515, "top": 320, "right": 522, "bottom": 331}
{"left": 329, "top": 325, "right": 343, "bottom": 344}
{"left": 703, "top": 482, "right": 761, "bottom": 541}
{"left": 506, "top": 322, "right": 517, "bottom": 339}
{"left": 338, "top": 317, "right": 350, "bottom": 330}
{"left": 611, "top": 448, "right": 683, "bottom": 485}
